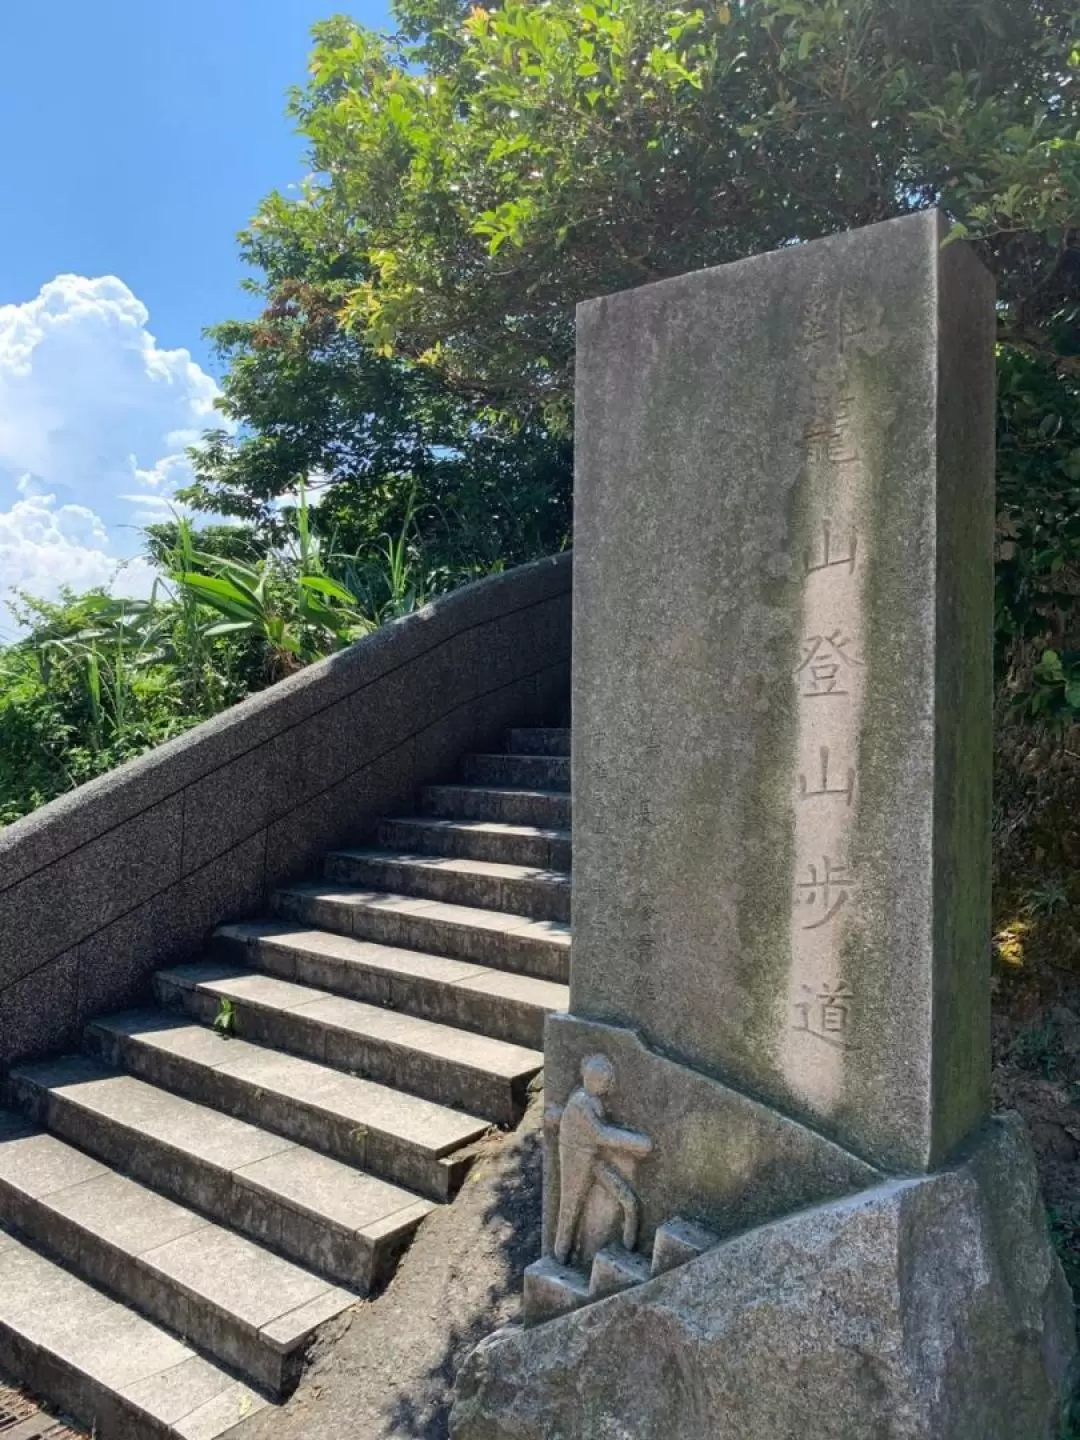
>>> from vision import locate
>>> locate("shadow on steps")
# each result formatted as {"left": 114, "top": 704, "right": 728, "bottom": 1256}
{"left": 228, "top": 1082, "right": 545, "bottom": 1440}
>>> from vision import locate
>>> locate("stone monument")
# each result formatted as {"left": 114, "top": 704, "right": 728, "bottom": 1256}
{"left": 451, "top": 212, "right": 1077, "bottom": 1438}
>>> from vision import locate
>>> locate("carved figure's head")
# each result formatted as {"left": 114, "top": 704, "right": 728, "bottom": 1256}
{"left": 581, "top": 1053, "right": 615, "bottom": 1097}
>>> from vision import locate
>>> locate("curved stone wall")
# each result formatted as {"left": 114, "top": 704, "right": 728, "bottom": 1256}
{"left": 0, "top": 554, "right": 571, "bottom": 1069}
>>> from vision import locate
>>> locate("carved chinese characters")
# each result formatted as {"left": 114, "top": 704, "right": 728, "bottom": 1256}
{"left": 787, "top": 500, "right": 865, "bottom": 1109}
{"left": 781, "top": 283, "right": 892, "bottom": 1117}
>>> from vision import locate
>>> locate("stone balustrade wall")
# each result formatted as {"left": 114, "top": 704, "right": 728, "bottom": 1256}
{"left": 0, "top": 554, "right": 571, "bottom": 1069}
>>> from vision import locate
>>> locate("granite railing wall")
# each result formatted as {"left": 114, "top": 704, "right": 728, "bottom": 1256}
{"left": 0, "top": 554, "right": 571, "bottom": 1070}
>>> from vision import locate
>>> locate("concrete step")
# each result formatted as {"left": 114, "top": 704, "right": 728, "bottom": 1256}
{"left": 214, "top": 923, "right": 567, "bottom": 1051}
{"left": 8, "top": 1057, "right": 433, "bottom": 1293}
{"left": 154, "top": 965, "right": 543, "bottom": 1126}
{"left": 322, "top": 850, "right": 571, "bottom": 923}
{"left": 461, "top": 754, "right": 570, "bottom": 791}
{"left": 0, "top": 1115, "right": 353, "bottom": 1398}
{"left": 421, "top": 784, "right": 571, "bottom": 830}
{"left": 0, "top": 1223, "right": 269, "bottom": 1439}
{"left": 377, "top": 815, "right": 572, "bottom": 870}
{"left": 505, "top": 727, "right": 571, "bottom": 756}
{"left": 86, "top": 1012, "right": 487, "bottom": 1203}
{"left": 272, "top": 884, "right": 571, "bottom": 984}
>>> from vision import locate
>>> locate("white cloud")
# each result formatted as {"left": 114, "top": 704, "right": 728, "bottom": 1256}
{"left": 0, "top": 487, "right": 158, "bottom": 641}
{"left": 0, "top": 274, "right": 225, "bottom": 627}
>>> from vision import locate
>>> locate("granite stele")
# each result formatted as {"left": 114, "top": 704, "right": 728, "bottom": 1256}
{"left": 451, "top": 212, "right": 1077, "bottom": 1438}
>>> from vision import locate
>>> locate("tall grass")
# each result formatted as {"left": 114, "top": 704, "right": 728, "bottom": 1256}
{"left": 0, "top": 494, "right": 456, "bottom": 825}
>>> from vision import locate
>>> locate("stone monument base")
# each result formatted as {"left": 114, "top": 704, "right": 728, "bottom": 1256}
{"left": 451, "top": 1116, "right": 1076, "bottom": 1440}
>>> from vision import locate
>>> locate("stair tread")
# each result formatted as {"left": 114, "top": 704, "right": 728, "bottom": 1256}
{"left": 219, "top": 922, "right": 569, "bottom": 1012}
{"left": 0, "top": 1224, "right": 269, "bottom": 1437}
{"left": 382, "top": 816, "right": 571, "bottom": 843}
{"left": 506, "top": 728, "right": 571, "bottom": 755}
{"left": 327, "top": 848, "right": 571, "bottom": 885}
{"left": 89, "top": 1011, "right": 490, "bottom": 1157}
{"left": 472, "top": 752, "right": 566, "bottom": 760}
{"left": 428, "top": 783, "right": 570, "bottom": 799}
{"left": 157, "top": 963, "right": 545, "bottom": 1080}
{"left": 10, "top": 1057, "right": 435, "bottom": 1237}
{"left": 461, "top": 754, "right": 570, "bottom": 785}
{"left": 0, "top": 1116, "right": 354, "bottom": 1348}
{"left": 420, "top": 784, "right": 571, "bottom": 829}
{"left": 276, "top": 883, "right": 572, "bottom": 945}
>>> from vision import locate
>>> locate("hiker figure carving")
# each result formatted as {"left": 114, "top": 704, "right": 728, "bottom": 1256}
{"left": 547, "top": 1054, "right": 653, "bottom": 1265}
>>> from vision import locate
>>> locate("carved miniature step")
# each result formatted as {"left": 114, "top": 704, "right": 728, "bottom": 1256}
{"left": 506, "top": 727, "right": 571, "bottom": 756}
{"left": 522, "top": 1256, "right": 591, "bottom": 1322}
{"left": 0, "top": 1115, "right": 353, "bottom": 1398}
{"left": 650, "top": 1216, "right": 718, "bottom": 1276}
{"left": 461, "top": 754, "right": 570, "bottom": 792}
{"left": 86, "top": 1011, "right": 487, "bottom": 1202}
{"left": 589, "top": 1245, "right": 652, "bottom": 1299}
{"left": 154, "top": 964, "right": 543, "bottom": 1125}
{"left": 377, "top": 815, "right": 572, "bottom": 870}
{"left": 213, "top": 922, "right": 567, "bottom": 1051}
{"left": 520, "top": 1225, "right": 718, "bottom": 1328}
{"left": 421, "top": 784, "right": 571, "bottom": 830}
{"left": 521, "top": 1247, "right": 652, "bottom": 1326}
{"left": 0, "top": 1224, "right": 270, "bottom": 1438}
{"left": 7, "top": 1056, "right": 433, "bottom": 1291}
{"left": 271, "top": 884, "right": 571, "bottom": 984}
{"left": 322, "top": 850, "right": 571, "bottom": 923}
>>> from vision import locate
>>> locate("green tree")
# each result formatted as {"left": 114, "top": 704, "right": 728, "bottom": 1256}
{"left": 183, "top": 193, "right": 571, "bottom": 580}
{"left": 189, "top": 0, "right": 1077, "bottom": 678}
{"left": 279, "top": 0, "right": 1077, "bottom": 423}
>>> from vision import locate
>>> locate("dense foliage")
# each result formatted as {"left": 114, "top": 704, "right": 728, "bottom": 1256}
{"left": 188, "top": 0, "right": 1079, "bottom": 669}
{"left": 181, "top": 195, "right": 572, "bottom": 579}
{"left": 0, "top": 510, "right": 431, "bottom": 823}
{"left": 997, "top": 347, "right": 1080, "bottom": 715}
{"left": 277, "top": 0, "right": 1078, "bottom": 419}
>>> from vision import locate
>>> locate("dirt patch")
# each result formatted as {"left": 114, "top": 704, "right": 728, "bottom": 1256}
{"left": 233, "top": 1082, "right": 544, "bottom": 1440}
{"left": 230, "top": 1021, "right": 1079, "bottom": 1440}
{"left": 994, "top": 993, "right": 1080, "bottom": 1317}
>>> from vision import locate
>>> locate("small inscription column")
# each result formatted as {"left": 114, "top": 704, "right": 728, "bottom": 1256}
{"left": 785, "top": 321, "right": 872, "bottom": 1112}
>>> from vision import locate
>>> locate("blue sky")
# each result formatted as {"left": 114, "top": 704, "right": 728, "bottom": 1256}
{"left": 0, "top": 0, "right": 392, "bottom": 632}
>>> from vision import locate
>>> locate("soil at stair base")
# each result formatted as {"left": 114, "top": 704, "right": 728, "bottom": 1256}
{"left": 228, "top": 1013, "right": 1080, "bottom": 1440}
{"left": 230, "top": 1082, "right": 544, "bottom": 1440}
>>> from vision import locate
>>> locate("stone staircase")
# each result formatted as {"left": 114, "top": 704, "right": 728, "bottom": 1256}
{"left": 0, "top": 727, "right": 571, "bottom": 1439}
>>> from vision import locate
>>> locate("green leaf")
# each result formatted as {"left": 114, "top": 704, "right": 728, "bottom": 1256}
{"left": 202, "top": 621, "right": 254, "bottom": 638}
{"left": 175, "top": 572, "right": 263, "bottom": 622}
{"left": 299, "top": 574, "right": 360, "bottom": 605}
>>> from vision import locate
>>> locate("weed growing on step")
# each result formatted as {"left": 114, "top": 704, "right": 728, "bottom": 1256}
{"left": 213, "top": 998, "right": 237, "bottom": 1039}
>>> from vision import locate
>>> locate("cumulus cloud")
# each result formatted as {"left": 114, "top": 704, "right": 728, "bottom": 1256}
{"left": 0, "top": 274, "right": 224, "bottom": 626}
{"left": 0, "top": 487, "right": 157, "bottom": 640}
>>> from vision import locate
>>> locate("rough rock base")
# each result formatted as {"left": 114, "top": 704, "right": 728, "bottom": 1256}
{"left": 451, "top": 1116, "right": 1077, "bottom": 1440}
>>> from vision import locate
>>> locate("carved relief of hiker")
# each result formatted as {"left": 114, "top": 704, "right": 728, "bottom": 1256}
{"left": 544, "top": 1054, "right": 652, "bottom": 1266}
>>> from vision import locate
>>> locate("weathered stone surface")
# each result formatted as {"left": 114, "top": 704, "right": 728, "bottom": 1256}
{"left": 0, "top": 1224, "right": 272, "bottom": 1437}
{"left": 452, "top": 1116, "right": 1077, "bottom": 1440}
{"left": 542, "top": 1016, "right": 879, "bottom": 1266}
{"left": 572, "top": 211, "right": 995, "bottom": 1172}
{"left": 649, "top": 1216, "right": 716, "bottom": 1276}
{"left": 522, "top": 1256, "right": 591, "bottom": 1322}
{"left": 588, "top": 1245, "right": 651, "bottom": 1298}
